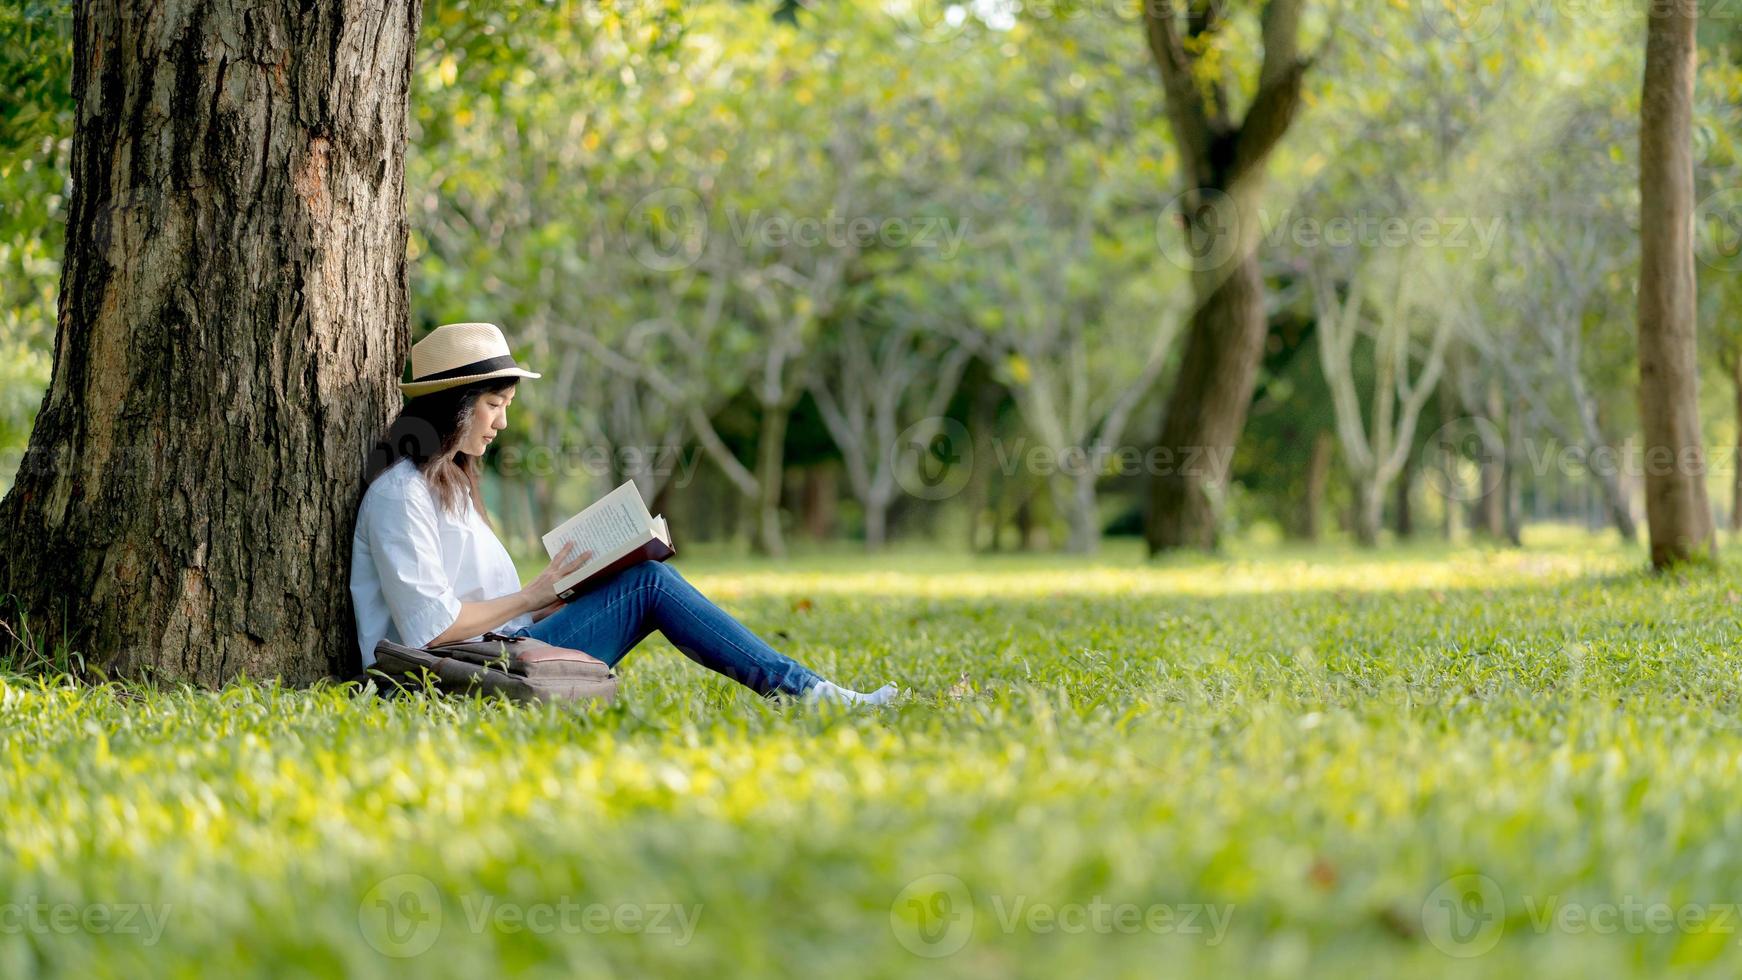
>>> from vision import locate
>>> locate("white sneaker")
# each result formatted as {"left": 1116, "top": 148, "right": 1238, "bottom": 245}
{"left": 804, "top": 681, "right": 900, "bottom": 706}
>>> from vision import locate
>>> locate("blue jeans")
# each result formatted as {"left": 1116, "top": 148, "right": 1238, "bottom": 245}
{"left": 509, "top": 561, "right": 824, "bottom": 698}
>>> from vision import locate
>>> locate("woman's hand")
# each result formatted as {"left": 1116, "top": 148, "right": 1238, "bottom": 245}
{"left": 521, "top": 541, "right": 593, "bottom": 610}
{"left": 531, "top": 598, "right": 567, "bottom": 623}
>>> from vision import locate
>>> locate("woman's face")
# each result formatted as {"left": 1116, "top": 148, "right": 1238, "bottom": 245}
{"left": 459, "top": 385, "right": 515, "bottom": 456}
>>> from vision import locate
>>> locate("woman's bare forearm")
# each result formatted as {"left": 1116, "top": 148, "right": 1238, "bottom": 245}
{"left": 427, "top": 590, "right": 539, "bottom": 646}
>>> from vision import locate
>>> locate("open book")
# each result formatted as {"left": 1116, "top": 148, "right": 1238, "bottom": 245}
{"left": 540, "top": 480, "right": 675, "bottom": 600}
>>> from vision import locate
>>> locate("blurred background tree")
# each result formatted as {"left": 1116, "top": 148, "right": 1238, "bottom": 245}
{"left": 3, "top": 0, "right": 1740, "bottom": 565}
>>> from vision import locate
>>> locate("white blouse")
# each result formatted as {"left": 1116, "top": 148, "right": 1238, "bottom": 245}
{"left": 350, "top": 457, "right": 532, "bottom": 668}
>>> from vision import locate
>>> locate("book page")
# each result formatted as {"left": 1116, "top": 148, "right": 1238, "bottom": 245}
{"left": 541, "top": 481, "right": 654, "bottom": 584}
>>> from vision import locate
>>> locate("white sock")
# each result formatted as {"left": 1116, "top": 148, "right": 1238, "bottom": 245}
{"left": 804, "top": 680, "right": 899, "bottom": 706}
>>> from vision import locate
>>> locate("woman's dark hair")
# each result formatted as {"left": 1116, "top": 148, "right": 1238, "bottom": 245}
{"left": 363, "top": 376, "right": 518, "bottom": 523}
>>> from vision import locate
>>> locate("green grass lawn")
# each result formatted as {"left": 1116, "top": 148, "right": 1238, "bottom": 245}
{"left": 6, "top": 529, "right": 1742, "bottom": 977}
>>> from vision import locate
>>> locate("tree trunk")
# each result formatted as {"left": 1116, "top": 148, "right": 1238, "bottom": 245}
{"left": 1504, "top": 395, "right": 1524, "bottom": 547}
{"left": 1300, "top": 429, "right": 1332, "bottom": 542}
{"left": 1596, "top": 466, "right": 1639, "bottom": 542}
{"left": 1140, "top": 0, "right": 1309, "bottom": 554}
{"left": 965, "top": 366, "right": 999, "bottom": 552}
{"left": 753, "top": 401, "right": 790, "bottom": 558}
{"left": 1437, "top": 376, "right": 1459, "bottom": 541}
{"left": 1393, "top": 459, "right": 1414, "bottom": 539}
{"left": 1636, "top": 0, "right": 1716, "bottom": 568}
{"left": 1353, "top": 477, "right": 1382, "bottom": 548}
{"left": 1475, "top": 379, "right": 1508, "bottom": 541}
{"left": 1014, "top": 494, "right": 1037, "bottom": 551}
{"left": 1060, "top": 471, "right": 1100, "bottom": 555}
{"left": 0, "top": 1, "right": 422, "bottom": 684}
{"left": 864, "top": 498, "right": 889, "bottom": 552}
{"left": 1733, "top": 356, "right": 1742, "bottom": 533}
{"left": 1145, "top": 253, "right": 1267, "bottom": 552}
{"left": 798, "top": 464, "right": 836, "bottom": 541}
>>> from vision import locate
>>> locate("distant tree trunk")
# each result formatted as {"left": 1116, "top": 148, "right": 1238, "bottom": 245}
{"left": 1635, "top": 0, "right": 1716, "bottom": 567}
{"left": 965, "top": 369, "right": 998, "bottom": 552}
{"left": 1148, "top": 257, "right": 1267, "bottom": 550}
{"left": 1014, "top": 496, "right": 1036, "bottom": 551}
{"left": 1394, "top": 460, "right": 1414, "bottom": 539}
{"left": 1504, "top": 395, "right": 1524, "bottom": 547}
{"left": 1141, "top": 0, "right": 1312, "bottom": 553}
{"left": 1061, "top": 471, "right": 1100, "bottom": 554}
{"left": 1733, "top": 355, "right": 1742, "bottom": 533}
{"left": 1474, "top": 379, "right": 1508, "bottom": 541}
{"left": 1595, "top": 463, "right": 1639, "bottom": 542}
{"left": 1299, "top": 429, "right": 1333, "bottom": 542}
{"left": 1438, "top": 378, "right": 1458, "bottom": 541}
{"left": 0, "top": 1, "right": 422, "bottom": 684}
{"left": 752, "top": 401, "right": 792, "bottom": 557}
{"left": 798, "top": 464, "right": 836, "bottom": 541}
{"left": 1353, "top": 477, "right": 1384, "bottom": 548}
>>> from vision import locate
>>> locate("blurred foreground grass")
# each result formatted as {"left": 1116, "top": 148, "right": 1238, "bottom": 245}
{"left": 6, "top": 529, "right": 1742, "bottom": 977}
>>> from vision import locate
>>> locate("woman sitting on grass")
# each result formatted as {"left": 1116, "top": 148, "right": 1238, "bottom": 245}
{"left": 350, "top": 322, "right": 897, "bottom": 706}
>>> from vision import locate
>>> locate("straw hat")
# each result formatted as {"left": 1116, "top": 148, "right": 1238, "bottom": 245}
{"left": 399, "top": 322, "right": 541, "bottom": 397}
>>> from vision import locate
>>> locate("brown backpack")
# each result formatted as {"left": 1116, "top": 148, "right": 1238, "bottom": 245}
{"left": 366, "top": 631, "right": 617, "bottom": 705}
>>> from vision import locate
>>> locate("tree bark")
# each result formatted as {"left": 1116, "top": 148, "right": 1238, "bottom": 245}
{"left": 1353, "top": 477, "right": 1383, "bottom": 549}
{"left": 1474, "top": 379, "right": 1508, "bottom": 541}
{"left": 964, "top": 366, "right": 999, "bottom": 552}
{"left": 1146, "top": 253, "right": 1268, "bottom": 551}
{"left": 1635, "top": 0, "right": 1716, "bottom": 567}
{"left": 1394, "top": 458, "right": 1414, "bottom": 539}
{"left": 1140, "top": 0, "right": 1311, "bottom": 554}
{"left": 798, "top": 464, "right": 837, "bottom": 542}
{"left": 1300, "top": 428, "right": 1332, "bottom": 542}
{"left": 752, "top": 400, "right": 791, "bottom": 558}
{"left": 1733, "top": 354, "right": 1742, "bottom": 533}
{"left": 1061, "top": 470, "right": 1100, "bottom": 555}
{"left": 1504, "top": 394, "right": 1524, "bottom": 547}
{"left": 0, "top": 1, "right": 422, "bottom": 684}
